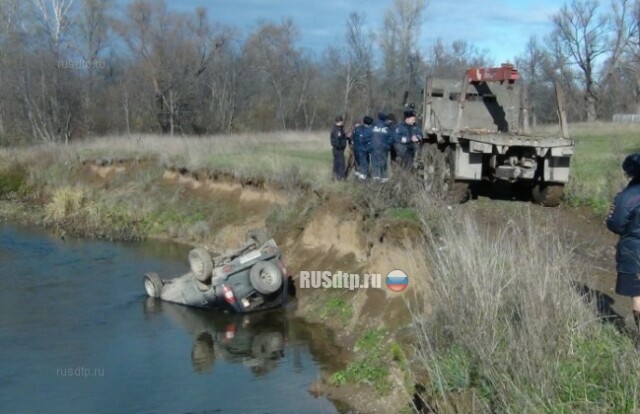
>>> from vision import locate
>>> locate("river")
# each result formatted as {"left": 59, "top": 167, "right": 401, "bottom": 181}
{"left": 0, "top": 225, "right": 341, "bottom": 414}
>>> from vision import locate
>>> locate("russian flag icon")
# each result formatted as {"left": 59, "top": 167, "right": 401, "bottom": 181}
{"left": 385, "top": 270, "right": 409, "bottom": 292}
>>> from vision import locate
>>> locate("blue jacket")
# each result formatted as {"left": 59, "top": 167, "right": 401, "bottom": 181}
{"left": 352, "top": 124, "right": 373, "bottom": 152}
{"left": 395, "top": 122, "right": 424, "bottom": 145}
{"left": 607, "top": 179, "right": 640, "bottom": 274}
{"left": 371, "top": 120, "right": 394, "bottom": 150}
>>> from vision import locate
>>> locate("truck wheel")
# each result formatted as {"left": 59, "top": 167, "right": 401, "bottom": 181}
{"left": 144, "top": 272, "right": 163, "bottom": 298}
{"left": 249, "top": 261, "right": 283, "bottom": 295}
{"left": 532, "top": 184, "right": 564, "bottom": 207}
{"left": 442, "top": 147, "right": 470, "bottom": 204}
{"left": 189, "top": 248, "right": 214, "bottom": 282}
{"left": 420, "top": 143, "right": 439, "bottom": 193}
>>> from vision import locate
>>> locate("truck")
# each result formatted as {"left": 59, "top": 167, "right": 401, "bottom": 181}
{"left": 415, "top": 63, "right": 574, "bottom": 206}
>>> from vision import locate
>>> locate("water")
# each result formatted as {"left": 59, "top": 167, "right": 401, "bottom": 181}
{"left": 0, "top": 225, "right": 341, "bottom": 414}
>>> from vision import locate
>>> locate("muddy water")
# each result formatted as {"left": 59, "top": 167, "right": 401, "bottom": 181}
{"left": 0, "top": 225, "right": 340, "bottom": 414}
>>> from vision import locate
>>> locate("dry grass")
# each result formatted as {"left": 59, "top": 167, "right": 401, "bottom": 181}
{"left": 0, "top": 132, "right": 335, "bottom": 190}
{"left": 409, "top": 198, "right": 640, "bottom": 411}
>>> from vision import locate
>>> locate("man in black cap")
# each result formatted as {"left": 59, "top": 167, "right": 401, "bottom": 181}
{"left": 330, "top": 115, "right": 347, "bottom": 180}
{"left": 394, "top": 107, "right": 424, "bottom": 169}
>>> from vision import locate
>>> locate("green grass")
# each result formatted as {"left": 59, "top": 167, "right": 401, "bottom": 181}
{"left": 0, "top": 164, "right": 27, "bottom": 196}
{"left": 331, "top": 328, "right": 393, "bottom": 393}
{"left": 320, "top": 297, "right": 353, "bottom": 322}
{"left": 565, "top": 123, "right": 640, "bottom": 215}
{"left": 387, "top": 207, "right": 420, "bottom": 223}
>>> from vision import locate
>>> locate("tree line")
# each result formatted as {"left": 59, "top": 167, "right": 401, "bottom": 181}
{"left": 0, "top": 0, "right": 638, "bottom": 144}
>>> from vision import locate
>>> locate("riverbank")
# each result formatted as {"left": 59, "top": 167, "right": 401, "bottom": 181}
{"left": 3, "top": 133, "right": 640, "bottom": 412}
{"left": 0, "top": 153, "right": 429, "bottom": 413}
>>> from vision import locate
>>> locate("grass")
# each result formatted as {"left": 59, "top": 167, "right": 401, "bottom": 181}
{"left": 409, "top": 196, "right": 640, "bottom": 412}
{"left": 331, "top": 328, "right": 393, "bottom": 393}
{"left": 320, "top": 297, "right": 353, "bottom": 322}
{"left": 0, "top": 163, "right": 27, "bottom": 196}
{"left": 561, "top": 123, "right": 640, "bottom": 215}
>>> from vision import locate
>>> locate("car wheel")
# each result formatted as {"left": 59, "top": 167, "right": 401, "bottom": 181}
{"left": 195, "top": 278, "right": 210, "bottom": 292}
{"left": 247, "top": 229, "right": 268, "bottom": 246}
{"left": 249, "top": 261, "right": 283, "bottom": 295}
{"left": 188, "top": 248, "right": 214, "bottom": 282}
{"left": 251, "top": 332, "right": 285, "bottom": 359}
{"left": 144, "top": 272, "right": 163, "bottom": 298}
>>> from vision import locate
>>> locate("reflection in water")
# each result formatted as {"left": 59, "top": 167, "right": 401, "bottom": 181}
{"left": 144, "top": 299, "right": 288, "bottom": 376}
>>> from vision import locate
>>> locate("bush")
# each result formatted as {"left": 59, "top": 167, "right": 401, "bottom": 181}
{"left": 0, "top": 164, "right": 27, "bottom": 196}
{"left": 44, "top": 186, "right": 145, "bottom": 241}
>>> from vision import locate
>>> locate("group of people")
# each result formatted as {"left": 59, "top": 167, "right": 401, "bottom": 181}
{"left": 330, "top": 106, "right": 424, "bottom": 182}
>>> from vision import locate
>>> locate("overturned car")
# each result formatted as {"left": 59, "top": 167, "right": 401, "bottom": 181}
{"left": 143, "top": 236, "right": 289, "bottom": 314}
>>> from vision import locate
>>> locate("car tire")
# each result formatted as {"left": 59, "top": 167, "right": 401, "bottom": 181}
{"left": 249, "top": 261, "right": 283, "bottom": 295}
{"left": 144, "top": 272, "right": 163, "bottom": 298}
{"left": 247, "top": 229, "right": 268, "bottom": 246}
{"left": 251, "top": 332, "right": 285, "bottom": 359}
{"left": 189, "top": 248, "right": 214, "bottom": 282}
{"left": 195, "top": 278, "right": 210, "bottom": 292}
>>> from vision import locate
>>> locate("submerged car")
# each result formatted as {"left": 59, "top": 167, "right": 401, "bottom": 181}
{"left": 143, "top": 236, "right": 289, "bottom": 313}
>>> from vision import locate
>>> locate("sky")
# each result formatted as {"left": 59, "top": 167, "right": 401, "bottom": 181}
{"left": 167, "top": 0, "right": 563, "bottom": 65}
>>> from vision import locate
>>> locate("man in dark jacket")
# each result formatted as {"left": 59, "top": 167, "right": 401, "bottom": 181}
{"left": 394, "top": 108, "right": 424, "bottom": 169}
{"left": 352, "top": 116, "right": 374, "bottom": 180}
{"left": 330, "top": 115, "right": 347, "bottom": 180}
{"left": 607, "top": 153, "right": 640, "bottom": 331}
{"left": 386, "top": 113, "right": 399, "bottom": 164}
{"left": 371, "top": 112, "right": 394, "bottom": 182}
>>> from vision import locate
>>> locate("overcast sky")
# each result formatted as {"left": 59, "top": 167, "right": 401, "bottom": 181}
{"left": 167, "top": 0, "right": 562, "bottom": 65}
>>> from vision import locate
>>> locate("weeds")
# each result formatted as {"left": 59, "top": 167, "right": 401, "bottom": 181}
{"left": 331, "top": 328, "right": 392, "bottom": 393}
{"left": 43, "top": 186, "right": 146, "bottom": 241}
{"left": 409, "top": 200, "right": 640, "bottom": 411}
{"left": 0, "top": 164, "right": 27, "bottom": 196}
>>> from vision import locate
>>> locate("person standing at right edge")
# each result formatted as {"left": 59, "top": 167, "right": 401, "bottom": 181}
{"left": 606, "top": 153, "right": 640, "bottom": 334}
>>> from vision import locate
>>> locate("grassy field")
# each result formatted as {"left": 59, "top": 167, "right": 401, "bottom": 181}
{"left": 1, "top": 122, "right": 636, "bottom": 216}
{"left": 562, "top": 122, "right": 640, "bottom": 215}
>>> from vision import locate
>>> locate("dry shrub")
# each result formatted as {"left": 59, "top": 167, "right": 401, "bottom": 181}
{"left": 409, "top": 200, "right": 640, "bottom": 411}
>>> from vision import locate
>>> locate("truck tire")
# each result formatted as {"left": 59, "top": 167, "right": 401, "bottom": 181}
{"left": 442, "top": 147, "right": 470, "bottom": 204}
{"left": 532, "top": 184, "right": 564, "bottom": 207}
{"left": 189, "top": 248, "right": 214, "bottom": 282}
{"left": 419, "top": 143, "right": 439, "bottom": 193}
{"left": 144, "top": 272, "right": 163, "bottom": 298}
{"left": 249, "top": 261, "right": 283, "bottom": 295}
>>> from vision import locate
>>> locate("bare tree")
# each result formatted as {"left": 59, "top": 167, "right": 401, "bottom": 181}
{"left": 379, "top": 0, "right": 428, "bottom": 107}
{"left": 114, "top": 0, "right": 223, "bottom": 135}
{"left": 550, "top": 0, "right": 636, "bottom": 121}
{"left": 243, "top": 20, "right": 302, "bottom": 131}
{"left": 344, "top": 12, "right": 374, "bottom": 115}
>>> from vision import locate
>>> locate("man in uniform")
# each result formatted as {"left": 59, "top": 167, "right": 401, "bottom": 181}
{"left": 371, "top": 112, "right": 394, "bottom": 182}
{"left": 330, "top": 115, "right": 347, "bottom": 180}
{"left": 394, "top": 107, "right": 423, "bottom": 169}
{"left": 352, "top": 116, "right": 374, "bottom": 180}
